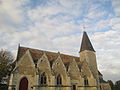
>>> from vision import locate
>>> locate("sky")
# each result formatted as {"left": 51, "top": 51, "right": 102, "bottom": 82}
{"left": 0, "top": 0, "right": 120, "bottom": 82}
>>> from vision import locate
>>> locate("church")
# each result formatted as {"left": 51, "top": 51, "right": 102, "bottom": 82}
{"left": 8, "top": 31, "right": 111, "bottom": 90}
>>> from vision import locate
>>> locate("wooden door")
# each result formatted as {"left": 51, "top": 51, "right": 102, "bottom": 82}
{"left": 19, "top": 77, "right": 28, "bottom": 90}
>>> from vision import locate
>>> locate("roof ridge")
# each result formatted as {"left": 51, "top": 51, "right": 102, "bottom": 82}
{"left": 20, "top": 46, "right": 79, "bottom": 58}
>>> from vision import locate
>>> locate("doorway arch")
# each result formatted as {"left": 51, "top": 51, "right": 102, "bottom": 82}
{"left": 19, "top": 77, "right": 28, "bottom": 90}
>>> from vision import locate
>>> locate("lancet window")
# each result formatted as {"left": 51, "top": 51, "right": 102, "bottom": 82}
{"left": 56, "top": 74, "right": 62, "bottom": 85}
{"left": 84, "top": 77, "right": 89, "bottom": 86}
{"left": 39, "top": 72, "right": 47, "bottom": 85}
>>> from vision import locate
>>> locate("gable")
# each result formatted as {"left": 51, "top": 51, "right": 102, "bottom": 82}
{"left": 37, "top": 52, "right": 51, "bottom": 74}
{"left": 68, "top": 59, "right": 81, "bottom": 80}
{"left": 16, "top": 50, "right": 35, "bottom": 75}
{"left": 52, "top": 55, "right": 67, "bottom": 76}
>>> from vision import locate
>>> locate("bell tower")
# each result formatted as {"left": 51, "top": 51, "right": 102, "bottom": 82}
{"left": 79, "top": 31, "right": 100, "bottom": 90}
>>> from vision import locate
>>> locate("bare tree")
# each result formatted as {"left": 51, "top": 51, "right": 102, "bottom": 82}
{"left": 115, "top": 80, "right": 120, "bottom": 90}
{"left": 0, "top": 49, "right": 14, "bottom": 84}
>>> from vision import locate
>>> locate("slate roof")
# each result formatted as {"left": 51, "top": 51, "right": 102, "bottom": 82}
{"left": 80, "top": 31, "right": 95, "bottom": 52}
{"left": 99, "top": 78, "right": 107, "bottom": 83}
{"left": 17, "top": 46, "right": 80, "bottom": 65}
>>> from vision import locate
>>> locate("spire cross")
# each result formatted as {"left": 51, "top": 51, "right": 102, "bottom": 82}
{"left": 83, "top": 25, "right": 87, "bottom": 31}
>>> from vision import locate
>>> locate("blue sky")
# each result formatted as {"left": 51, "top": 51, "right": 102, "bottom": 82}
{"left": 0, "top": 0, "right": 120, "bottom": 82}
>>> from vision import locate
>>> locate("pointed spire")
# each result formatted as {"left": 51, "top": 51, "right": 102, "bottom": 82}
{"left": 79, "top": 31, "right": 95, "bottom": 52}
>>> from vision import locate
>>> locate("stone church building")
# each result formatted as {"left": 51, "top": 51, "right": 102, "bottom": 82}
{"left": 8, "top": 31, "right": 111, "bottom": 90}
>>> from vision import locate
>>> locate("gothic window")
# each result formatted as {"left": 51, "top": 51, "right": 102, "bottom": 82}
{"left": 56, "top": 74, "right": 62, "bottom": 85}
{"left": 40, "top": 72, "right": 47, "bottom": 85}
{"left": 84, "top": 77, "right": 89, "bottom": 86}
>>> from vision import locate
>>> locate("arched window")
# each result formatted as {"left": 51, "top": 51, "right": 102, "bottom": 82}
{"left": 56, "top": 74, "right": 62, "bottom": 85}
{"left": 84, "top": 77, "right": 89, "bottom": 86}
{"left": 40, "top": 72, "right": 47, "bottom": 85}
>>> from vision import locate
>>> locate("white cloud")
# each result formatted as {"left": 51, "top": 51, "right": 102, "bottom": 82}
{"left": 99, "top": 61, "right": 120, "bottom": 82}
{"left": 91, "top": 30, "right": 120, "bottom": 82}
{"left": 27, "top": 0, "right": 92, "bottom": 23}
{"left": 87, "top": 10, "right": 107, "bottom": 19}
{"left": 27, "top": 6, "right": 82, "bottom": 37}
{"left": 86, "top": 4, "right": 107, "bottom": 19}
{"left": 114, "top": 8, "right": 120, "bottom": 16}
{"left": 112, "top": 23, "right": 120, "bottom": 30}
{"left": 52, "top": 34, "right": 81, "bottom": 55}
{"left": 112, "top": 0, "right": 120, "bottom": 16}
{"left": 110, "top": 17, "right": 120, "bottom": 25}
{"left": 83, "top": 17, "right": 120, "bottom": 32}
{"left": 0, "top": 0, "right": 28, "bottom": 24}
{"left": 92, "top": 30, "right": 120, "bottom": 49}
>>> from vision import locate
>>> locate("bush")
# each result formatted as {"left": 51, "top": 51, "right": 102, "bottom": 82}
{"left": 0, "top": 84, "right": 8, "bottom": 90}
